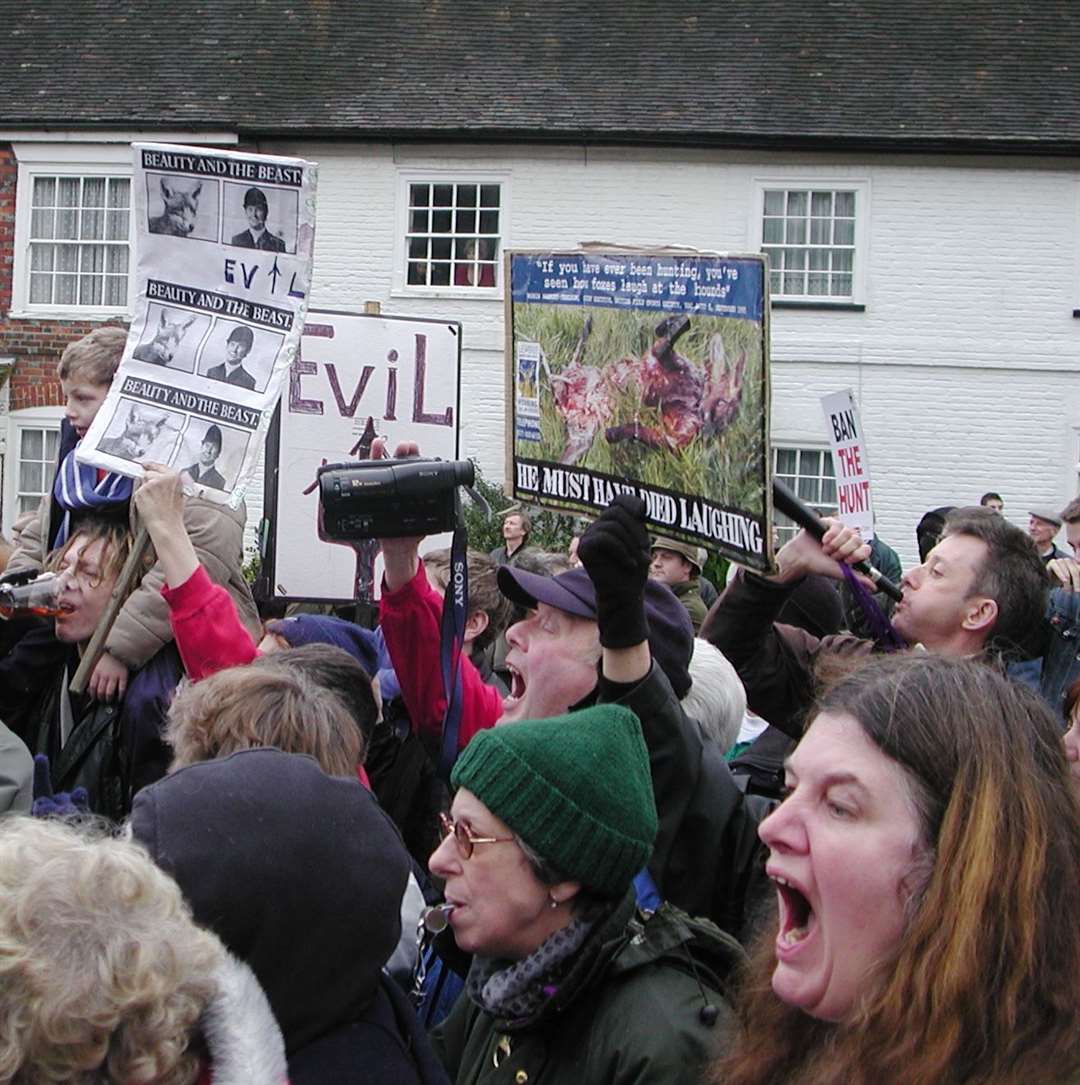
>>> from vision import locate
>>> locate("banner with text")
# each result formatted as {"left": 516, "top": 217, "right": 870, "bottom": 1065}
{"left": 264, "top": 310, "right": 461, "bottom": 600}
{"left": 78, "top": 142, "right": 317, "bottom": 506}
{"left": 507, "top": 249, "right": 772, "bottom": 570}
{"left": 821, "top": 388, "right": 875, "bottom": 539}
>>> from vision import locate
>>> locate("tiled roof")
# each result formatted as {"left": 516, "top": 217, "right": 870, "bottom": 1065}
{"left": 3, "top": 1, "right": 1079, "bottom": 152}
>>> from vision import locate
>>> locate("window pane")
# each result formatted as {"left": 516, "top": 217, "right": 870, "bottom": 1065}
{"left": 456, "top": 207, "right": 477, "bottom": 233}
{"left": 810, "top": 191, "right": 832, "bottom": 216}
{"left": 431, "top": 237, "right": 452, "bottom": 261}
{"left": 108, "top": 178, "right": 130, "bottom": 209}
{"left": 57, "top": 273, "right": 78, "bottom": 304}
{"left": 104, "top": 274, "right": 127, "bottom": 306}
{"left": 809, "top": 217, "right": 830, "bottom": 245}
{"left": 762, "top": 217, "right": 783, "bottom": 244}
{"left": 79, "top": 275, "right": 102, "bottom": 305}
{"left": 19, "top": 461, "right": 43, "bottom": 493}
{"left": 57, "top": 245, "right": 78, "bottom": 272}
{"left": 807, "top": 272, "right": 829, "bottom": 295}
{"left": 408, "top": 237, "right": 428, "bottom": 260}
{"left": 29, "top": 272, "right": 52, "bottom": 304}
{"left": 775, "top": 448, "right": 797, "bottom": 474}
{"left": 833, "top": 249, "right": 853, "bottom": 273}
{"left": 763, "top": 190, "right": 784, "bottom": 215}
{"left": 31, "top": 206, "right": 55, "bottom": 239}
{"left": 479, "top": 209, "right": 499, "bottom": 234}
{"left": 430, "top": 262, "right": 451, "bottom": 286}
{"left": 480, "top": 184, "right": 500, "bottom": 207}
{"left": 45, "top": 430, "right": 60, "bottom": 460}
{"left": 30, "top": 243, "right": 55, "bottom": 271}
{"left": 831, "top": 273, "right": 852, "bottom": 296}
{"left": 431, "top": 209, "right": 452, "bottom": 233}
{"left": 32, "top": 176, "right": 56, "bottom": 208}
{"left": 835, "top": 191, "right": 855, "bottom": 217}
{"left": 457, "top": 184, "right": 478, "bottom": 207}
{"left": 834, "top": 217, "right": 855, "bottom": 246}
{"left": 821, "top": 477, "right": 837, "bottom": 504}
{"left": 106, "top": 245, "right": 128, "bottom": 273}
{"left": 433, "top": 185, "right": 453, "bottom": 207}
{"left": 409, "top": 208, "right": 429, "bottom": 232}
{"left": 20, "top": 429, "right": 43, "bottom": 459}
{"left": 410, "top": 183, "right": 430, "bottom": 207}
{"left": 407, "top": 261, "right": 427, "bottom": 285}
{"left": 786, "top": 190, "right": 807, "bottom": 217}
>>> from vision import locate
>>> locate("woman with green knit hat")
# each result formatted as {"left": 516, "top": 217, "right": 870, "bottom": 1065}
{"left": 428, "top": 702, "right": 742, "bottom": 1085}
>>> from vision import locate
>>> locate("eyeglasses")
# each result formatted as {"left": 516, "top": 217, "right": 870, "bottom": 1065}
{"left": 438, "top": 812, "right": 514, "bottom": 859}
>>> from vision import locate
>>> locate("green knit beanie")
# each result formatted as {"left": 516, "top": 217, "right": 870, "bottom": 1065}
{"left": 450, "top": 704, "right": 657, "bottom": 898}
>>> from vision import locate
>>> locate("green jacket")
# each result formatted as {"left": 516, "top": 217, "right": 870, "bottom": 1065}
{"left": 671, "top": 577, "right": 708, "bottom": 633}
{"left": 432, "top": 896, "right": 743, "bottom": 1085}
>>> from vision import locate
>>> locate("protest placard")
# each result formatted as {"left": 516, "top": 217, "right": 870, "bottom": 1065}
{"left": 821, "top": 388, "right": 874, "bottom": 539}
{"left": 77, "top": 143, "right": 317, "bottom": 505}
{"left": 261, "top": 309, "right": 461, "bottom": 601}
{"left": 506, "top": 248, "right": 772, "bottom": 570}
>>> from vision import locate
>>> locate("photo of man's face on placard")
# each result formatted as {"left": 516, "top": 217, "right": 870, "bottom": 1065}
{"left": 224, "top": 182, "right": 298, "bottom": 254}
{"left": 178, "top": 420, "right": 250, "bottom": 492}
{"left": 146, "top": 174, "right": 220, "bottom": 243}
{"left": 197, "top": 319, "right": 283, "bottom": 395}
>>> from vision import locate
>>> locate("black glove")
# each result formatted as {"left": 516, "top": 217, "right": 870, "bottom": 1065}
{"left": 577, "top": 495, "right": 651, "bottom": 649}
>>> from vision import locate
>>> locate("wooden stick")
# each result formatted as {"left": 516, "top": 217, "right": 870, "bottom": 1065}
{"left": 69, "top": 526, "right": 151, "bottom": 696}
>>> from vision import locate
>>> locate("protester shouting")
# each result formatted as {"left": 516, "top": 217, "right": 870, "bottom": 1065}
{"left": 708, "top": 653, "right": 1080, "bottom": 1085}
{"left": 703, "top": 505, "right": 1047, "bottom": 739}
{"left": 430, "top": 704, "right": 743, "bottom": 1085}
{"left": 377, "top": 440, "right": 763, "bottom": 938}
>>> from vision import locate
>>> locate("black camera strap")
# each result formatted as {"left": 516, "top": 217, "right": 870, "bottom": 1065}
{"left": 437, "top": 491, "right": 468, "bottom": 782}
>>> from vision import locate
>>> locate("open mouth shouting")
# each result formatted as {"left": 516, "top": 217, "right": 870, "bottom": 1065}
{"left": 502, "top": 662, "right": 527, "bottom": 720}
{"left": 769, "top": 869, "right": 817, "bottom": 957}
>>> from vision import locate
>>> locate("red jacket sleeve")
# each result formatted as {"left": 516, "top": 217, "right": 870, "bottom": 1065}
{"left": 379, "top": 562, "right": 502, "bottom": 750}
{"left": 162, "top": 565, "right": 259, "bottom": 682}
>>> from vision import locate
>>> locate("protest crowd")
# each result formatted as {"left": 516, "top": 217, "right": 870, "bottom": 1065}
{"left": 0, "top": 325, "right": 1077, "bottom": 1085}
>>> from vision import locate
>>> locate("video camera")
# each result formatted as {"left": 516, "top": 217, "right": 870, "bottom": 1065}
{"left": 317, "top": 457, "right": 475, "bottom": 542}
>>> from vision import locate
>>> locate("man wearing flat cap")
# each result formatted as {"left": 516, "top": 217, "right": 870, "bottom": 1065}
{"left": 649, "top": 536, "right": 708, "bottom": 632}
{"left": 1028, "top": 509, "right": 1066, "bottom": 564}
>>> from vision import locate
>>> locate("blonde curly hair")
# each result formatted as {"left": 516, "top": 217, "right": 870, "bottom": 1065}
{"left": 0, "top": 817, "right": 224, "bottom": 1084}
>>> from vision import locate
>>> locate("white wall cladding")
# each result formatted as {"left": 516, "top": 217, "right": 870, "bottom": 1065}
{"left": 248, "top": 141, "right": 1080, "bottom": 570}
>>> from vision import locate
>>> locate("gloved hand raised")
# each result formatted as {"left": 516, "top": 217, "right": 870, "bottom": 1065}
{"left": 577, "top": 495, "right": 651, "bottom": 649}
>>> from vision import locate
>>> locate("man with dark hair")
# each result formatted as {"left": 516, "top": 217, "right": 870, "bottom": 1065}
{"left": 230, "top": 187, "right": 286, "bottom": 252}
{"left": 980, "top": 491, "right": 1004, "bottom": 513}
{"left": 183, "top": 425, "right": 226, "bottom": 490}
{"left": 703, "top": 506, "right": 1049, "bottom": 740}
{"left": 205, "top": 326, "right": 257, "bottom": 390}
{"left": 1028, "top": 508, "right": 1066, "bottom": 563}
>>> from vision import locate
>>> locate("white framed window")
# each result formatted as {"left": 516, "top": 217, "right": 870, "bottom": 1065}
{"left": 395, "top": 173, "right": 507, "bottom": 296}
{"left": 773, "top": 446, "right": 838, "bottom": 546}
{"left": 11, "top": 143, "right": 135, "bottom": 319}
{"left": 754, "top": 181, "right": 869, "bottom": 304}
{"left": 3, "top": 406, "right": 64, "bottom": 532}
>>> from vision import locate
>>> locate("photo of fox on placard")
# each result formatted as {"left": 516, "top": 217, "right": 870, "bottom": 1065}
{"left": 146, "top": 174, "right": 220, "bottom": 242}
{"left": 97, "top": 398, "right": 184, "bottom": 465}
{"left": 131, "top": 304, "right": 211, "bottom": 373}
{"left": 197, "top": 319, "right": 283, "bottom": 394}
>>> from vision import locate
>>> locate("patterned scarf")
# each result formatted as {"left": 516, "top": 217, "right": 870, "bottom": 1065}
{"left": 466, "top": 916, "right": 593, "bottom": 1021}
{"left": 51, "top": 446, "right": 133, "bottom": 549}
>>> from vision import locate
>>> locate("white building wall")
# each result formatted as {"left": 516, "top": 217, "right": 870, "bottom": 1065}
{"left": 248, "top": 141, "right": 1080, "bottom": 570}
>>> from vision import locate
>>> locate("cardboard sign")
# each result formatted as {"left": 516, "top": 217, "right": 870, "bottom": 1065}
{"left": 78, "top": 143, "right": 317, "bottom": 506}
{"left": 506, "top": 248, "right": 772, "bottom": 570}
{"left": 821, "top": 388, "right": 874, "bottom": 538}
{"left": 261, "top": 309, "right": 461, "bottom": 601}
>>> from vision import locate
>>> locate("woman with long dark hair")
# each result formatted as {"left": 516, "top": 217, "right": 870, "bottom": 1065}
{"left": 711, "top": 654, "right": 1080, "bottom": 1085}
